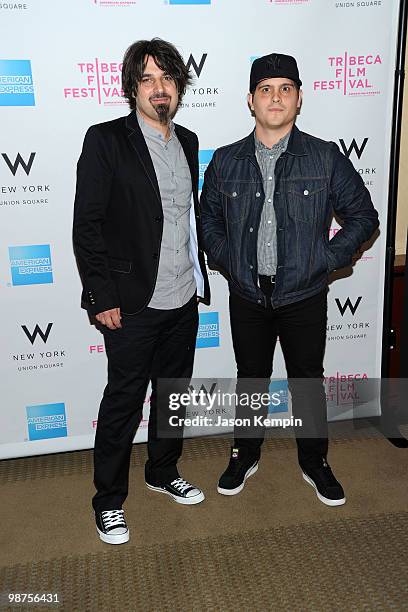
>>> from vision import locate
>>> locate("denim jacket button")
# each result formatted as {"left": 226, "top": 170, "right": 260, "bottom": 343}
{"left": 249, "top": 227, "right": 253, "bottom": 232}
{"left": 303, "top": 189, "right": 309, "bottom": 196}
{"left": 232, "top": 192, "right": 237, "bottom": 197}
{"left": 255, "top": 192, "right": 261, "bottom": 197}
{"left": 249, "top": 265, "right": 253, "bottom": 269}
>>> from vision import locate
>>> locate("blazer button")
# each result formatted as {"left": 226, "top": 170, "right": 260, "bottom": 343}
{"left": 155, "top": 216, "right": 162, "bottom": 222}
{"left": 153, "top": 253, "right": 158, "bottom": 259}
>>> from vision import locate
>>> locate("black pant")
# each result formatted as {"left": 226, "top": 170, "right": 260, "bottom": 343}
{"left": 229, "top": 288, "right": 328, "bottom": 469}
{"left": 92, "top": 295, "right": 198, "bottom": 512}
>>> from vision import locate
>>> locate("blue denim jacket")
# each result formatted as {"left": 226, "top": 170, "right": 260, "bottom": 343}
{"left": 200, "top": 126, "right": 379, "bottom": 308}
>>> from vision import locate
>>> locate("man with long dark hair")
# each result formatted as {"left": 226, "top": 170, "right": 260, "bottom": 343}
{"left": 73, "top": 39, "right": 210, "bottom": 544}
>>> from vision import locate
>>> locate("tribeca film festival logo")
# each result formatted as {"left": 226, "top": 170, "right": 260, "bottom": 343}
{"left": 325, "top": 372, "right": 368, "bottom": 407}
{"left": 1, "top": 152, "right": 50, "bottom": 209}
{"left": 63, "top": 60, "right": 125, "bottom": 106}
{"left": 89, "top": 342, "right": 105, "bottom": 355}
{"left": 0, "top": 60, "right": 34, "bottom": 106}
{"left": 26, "top": 403, "right": 67, "bottom": 441}
{"left": 314, "top": 53, "right": 382, "bottom": 96}
{"left": 327, "top": 296, "right": 371, "bottom": 343}
{"left": 8, "top": 244, "right": 53, "bottom": 286}
{"left": 196, "top": 312, "right": 219, "bottom": 348}
{"left": 180, "top": 53, "right": 219, "bottom": 111}
{"left": 12, "top": 323, "right": 67, "bottom": 374}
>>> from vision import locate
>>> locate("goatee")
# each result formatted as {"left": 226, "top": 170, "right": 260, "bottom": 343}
{"left": 155, "top": 104, "right": 170, "bottom": 126}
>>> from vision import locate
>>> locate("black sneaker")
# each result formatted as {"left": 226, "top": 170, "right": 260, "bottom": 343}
{"left": 217, "top": 447, "right": 259, "bottom": 496}
{"left": 302, "top": 459, "right": 346, "bottom": 506}
{"left": 146, "top": 477, "right": 205, "bottom": 505}
{"left": 95, "top": 509, "right": 129, "bottom": 545}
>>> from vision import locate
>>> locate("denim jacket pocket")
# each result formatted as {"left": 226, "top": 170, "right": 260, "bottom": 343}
{"left": 286, "top": 178, "right": 328, "bottom": 224}
{"left": 220, "top": 183, "right": 252, "bottom": 225}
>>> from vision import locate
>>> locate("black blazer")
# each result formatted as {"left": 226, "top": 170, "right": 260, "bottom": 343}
{"left": 73, "top": 111, "right": 210, "bottom": 315}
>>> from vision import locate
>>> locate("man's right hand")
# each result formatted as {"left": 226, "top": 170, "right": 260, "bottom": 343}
{"left": 95, "top": 307, "right": 122, "bottom": 330}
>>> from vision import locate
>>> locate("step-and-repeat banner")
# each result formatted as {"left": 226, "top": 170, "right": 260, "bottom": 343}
{"left": 0, "top": 0, "right": 401, "bottom": 458}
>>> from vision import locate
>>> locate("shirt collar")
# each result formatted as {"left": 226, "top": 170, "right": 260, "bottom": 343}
{"left": 254, "top": 129, "right": 291, "bottom": 155}
{"left": 136, "top": 109, "right": 175, "bottom": 143}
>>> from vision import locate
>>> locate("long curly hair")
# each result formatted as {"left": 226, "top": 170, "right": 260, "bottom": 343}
{"left": 122, "top": 38, "right": 192, "bottom": 109}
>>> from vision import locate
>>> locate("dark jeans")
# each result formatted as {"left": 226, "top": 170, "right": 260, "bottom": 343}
{"left": 92, "top": 295, "right": 198, "bottom": 512}
{"left": 229, "top": 286, "right": 328, "bottom": 469}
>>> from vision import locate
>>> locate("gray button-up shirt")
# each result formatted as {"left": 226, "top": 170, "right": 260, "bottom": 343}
{"left": 255, "top": 131, "right": 290, "bottom": 276}
{"left": 137, "top": 112, "right": 196, "bottom": 309}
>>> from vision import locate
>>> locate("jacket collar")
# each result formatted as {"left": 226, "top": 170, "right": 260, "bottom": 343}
{"left": 234, "top": 124, "right": 307, "bottom": 159}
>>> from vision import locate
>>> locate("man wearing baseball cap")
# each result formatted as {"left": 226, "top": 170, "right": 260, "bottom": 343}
{"left": 200, "top": 53, "right": 378, "bottom": 506}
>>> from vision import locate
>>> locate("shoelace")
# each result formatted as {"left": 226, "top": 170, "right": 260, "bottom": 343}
{"left": 170, "top": 478, "right": 192, "bottom": 493}
{"left": 101, "top": 509, "right": 126, "bottom": 529}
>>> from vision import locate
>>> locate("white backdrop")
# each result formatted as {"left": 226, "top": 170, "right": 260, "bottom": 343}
{"left": 0, "top": 0, "right": 400, "bottom": 459}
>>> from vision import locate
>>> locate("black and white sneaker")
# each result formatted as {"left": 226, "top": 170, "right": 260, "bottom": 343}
{"left": 95, "top": 509, "right": 129, "bottom": 545}
{"left": 146, "top": 477, "right": 205, "bottom": 505}
{"left": 217, "top": 447, "right": 259, "bottom": 496}
{"left": 302, "top": 459, "right": 346, "bottom": 507}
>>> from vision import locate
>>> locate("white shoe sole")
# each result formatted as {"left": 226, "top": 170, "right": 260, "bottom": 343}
{"left": 217, "top": 462, "right": 259, "bottom": 496}
{"left": 302, "top": 472, "right": 346, "bottom": 507}
{"left": 145, "top": 483, "right": 205, "bottom": 505}
{"left": 96, "top": 526, "right": 130, "bottom": 545}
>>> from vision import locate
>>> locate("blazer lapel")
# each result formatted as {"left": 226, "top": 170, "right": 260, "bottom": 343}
{"left": 125, "top": 112, "right": 161, "bottom": 204}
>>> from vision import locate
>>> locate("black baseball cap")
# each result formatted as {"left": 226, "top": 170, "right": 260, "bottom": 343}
{"left": 250, "top": 53, "right": 302, "bottom": 93}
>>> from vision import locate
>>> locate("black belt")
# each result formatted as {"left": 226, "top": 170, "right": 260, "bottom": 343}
{"left": 258, "top": 275, "right": 276, "bottom": 297}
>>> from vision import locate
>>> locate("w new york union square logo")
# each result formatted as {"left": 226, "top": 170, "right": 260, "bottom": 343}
{"left": 0, "top": 60, "right": 35, "bottom": 106}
